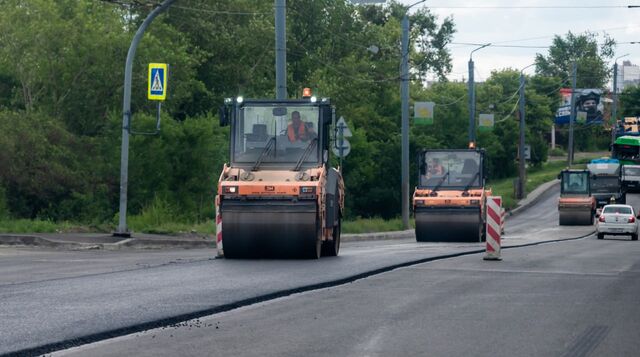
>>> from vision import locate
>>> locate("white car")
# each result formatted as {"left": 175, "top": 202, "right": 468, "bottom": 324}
{"left": 596, "top": 204, "right": 639, "bottom": 240}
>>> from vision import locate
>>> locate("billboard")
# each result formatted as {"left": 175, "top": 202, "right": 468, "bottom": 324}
{"left": 555, "top": 88, "right": 604, "bottom": 125}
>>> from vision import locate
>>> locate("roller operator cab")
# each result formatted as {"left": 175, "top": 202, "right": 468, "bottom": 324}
{"left": 216, "top": 96, "right": 344, "bottom": 259}
{"left": 413, "top": 149, "right": 490, "bottom": 242}
{"left": 557, "top": 169, "right": 596, "bottom": 225}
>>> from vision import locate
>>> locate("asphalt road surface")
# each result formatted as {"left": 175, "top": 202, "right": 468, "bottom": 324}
{"left": 0, "top": 187, "right": 602, "bottom": 356}
{"left": 56, "top": 236, "right": 640, "bottom": 357}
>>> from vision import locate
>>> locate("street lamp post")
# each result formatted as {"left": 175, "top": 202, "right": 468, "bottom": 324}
{"left": 468, "top": 43, "right": 491, "bottom": 147}
{"left": 400, "top": 0, "right": 428, "bottom": 230}
{"left": 612, "top": 53, "right": 630, "bottom": 145}
{"left": 115, "top": 0, "right": 177, "bottom": 237}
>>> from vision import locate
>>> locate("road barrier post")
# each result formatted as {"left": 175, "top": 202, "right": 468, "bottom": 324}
{"left": 484, "top": 196, "right": 502, "bottom": 261}
{"left": 501, "top": 208, "right": 506, "bottom": 234}
{"left": 216, "top": 195, "right": 224, "bottom": 257}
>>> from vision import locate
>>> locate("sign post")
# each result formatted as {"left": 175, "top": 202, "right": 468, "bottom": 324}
{"left": 333, "top": 116, "right": 352, "bottom": 172}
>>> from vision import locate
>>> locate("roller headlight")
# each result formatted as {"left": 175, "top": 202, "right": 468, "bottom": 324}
{"left": 223, "top": 186, "right": 238, "bottom": 194}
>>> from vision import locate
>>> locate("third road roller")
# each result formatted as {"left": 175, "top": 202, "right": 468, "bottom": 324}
{"left": 558, "top": 169, "right": 595, "bottom": 225}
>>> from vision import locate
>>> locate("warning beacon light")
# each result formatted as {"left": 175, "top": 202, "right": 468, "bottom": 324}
{"left": 302, "top": 88, "right": 312, "bottom": 98}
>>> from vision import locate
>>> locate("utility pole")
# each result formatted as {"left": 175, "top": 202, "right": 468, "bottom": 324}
{"left": 612, "top": 54, "right": 629, "bottom": 145}
{"left": 399, "top": 0, "right": 428, "bottom": 230}
{"left": 400, "top": 13, "right": 410, "bottom": 230}
{"left": 612, "top": 61, "right": 619, "bottom": 145}
{"left": 518, "top": 72, "right": 526, "bottom": 199}
{"left": 468, "top": 58, "right": 474, "bottom": 145}
{"left": 275, "top": 0, "right": 287, "bottom": 99}
{"left": 468, "top": 44, "right": 490, "bottom": 147}
{"left": 568, "top": 62, "right": 577, "bottom": 167}
{"left": 116, "top": 0, "right": 176, "bottom": 237}
{"left": 517, "top": 64, "right": 535, "bottom": 199}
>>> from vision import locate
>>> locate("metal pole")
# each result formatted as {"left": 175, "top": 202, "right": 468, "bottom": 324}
{"left": 518, "top": 72, "right": 526, "bottom": 199}
{"left": 468, "top": 58, "right": 475, "bottom": 145}
{"left": 568, "top": 62, "right": 577, "bottom": 167}
{"left": 467, "top": 44, "right": 490, "bottom": 147}
{"left": 400, "top": 14, "right": 410, "bottom": 230}
{"left": 275, "top": 0, "right": 287, "bottom": 99}
{"left": 612, "top": 61, "right": 618, "bottom": 145}
{"left": 339, "top": 124, "right": 344, "bottom": 174}
{"left": 116, "top": 0, "right": 176, "bottom": 237}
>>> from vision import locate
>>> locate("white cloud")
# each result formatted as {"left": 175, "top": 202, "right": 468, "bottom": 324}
{"left": 399, "top": 0, "right": 640, "bottom": 81}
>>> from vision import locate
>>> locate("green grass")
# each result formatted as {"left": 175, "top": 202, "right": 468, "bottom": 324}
{"left": 0, "top": 219, "right": 77, "bottom": 233}
{"left": 342, "top": 217, "right": 415, "bottom": 234}
{"left": 125, "top": 197, "right": 215, "bottom": 235}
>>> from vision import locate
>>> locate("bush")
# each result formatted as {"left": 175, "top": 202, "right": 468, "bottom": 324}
{"left": 128, "top": 196, "right": 176, "bottom": 232}
{"left": 549, "top": 147, "right": 566, "bottom": 156}
{"left": 0, "top": 186, "right": 8, "bottom": 219}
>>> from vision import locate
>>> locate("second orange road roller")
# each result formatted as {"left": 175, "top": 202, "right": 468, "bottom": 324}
{"left": 558, "top": 169, "right": 595, "bottom": 225}
{"left": 413, "top": 148, "right": 491, "bottom": 242}
{"left": 216, "top": 94, "right": 344, "bottom": 259}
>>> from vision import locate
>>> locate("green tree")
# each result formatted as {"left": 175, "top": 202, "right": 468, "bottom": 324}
{"left": 535, "top": 31, "right": 615, "bottom": 88}
{"left": 0, "top": 0, "right": 203, "bottom": 135}
{"left": 620, "top": 85, "right": 640, "bottom": 117}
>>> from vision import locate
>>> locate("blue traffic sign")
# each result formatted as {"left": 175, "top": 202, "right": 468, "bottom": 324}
{"left": 148, "top": 63, "right": 168, "bottom": 101}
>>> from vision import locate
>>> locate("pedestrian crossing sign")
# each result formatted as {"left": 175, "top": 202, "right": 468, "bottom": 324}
{"left": 148, "top": 63, "right": 168, "bottom": 101}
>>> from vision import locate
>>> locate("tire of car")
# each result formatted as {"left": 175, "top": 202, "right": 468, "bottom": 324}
{"left": 632, "top": 233, "right": 638, "bottom": 241}
{"left": 597, "top": 233, "right": 604, "bottom": 240}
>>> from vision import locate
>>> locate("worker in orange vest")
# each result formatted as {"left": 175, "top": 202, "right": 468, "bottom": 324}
{"left": 287, "top": 111, "right": 310, "bottom": 142}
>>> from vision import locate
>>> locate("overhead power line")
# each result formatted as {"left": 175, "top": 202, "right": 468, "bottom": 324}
{"left": 428, "top": 5, "right": 638, "bottom": 9}
{"left": 171, "top": 5, "right": 267, "bottom": 16}
{"left": 454, "top": 25, "right": 635, "bottom": 46}
{"left": 451, "top": 42, "right": 550, "bottom": 49}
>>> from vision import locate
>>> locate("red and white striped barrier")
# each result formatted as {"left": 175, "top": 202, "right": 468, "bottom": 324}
{"left": 484, "top": 196, "right": 502, "bottom": 261}
{"left": 215, "top": 195, "right": 223, "bottom": 257}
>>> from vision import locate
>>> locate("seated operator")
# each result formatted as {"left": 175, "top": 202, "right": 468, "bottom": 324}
{"left": 426, "top": 158, "right": 445, "bottom": 179}
{"left": 287, "top": 111, "right": 311, "bottom": 142}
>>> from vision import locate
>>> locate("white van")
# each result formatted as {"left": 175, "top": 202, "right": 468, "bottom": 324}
{"left": 622, "top": 165, "right": 640, "bottom": 192}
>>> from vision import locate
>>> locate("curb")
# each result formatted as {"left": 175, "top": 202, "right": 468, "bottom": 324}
{"left": 0, "top": 235, "right": 87, "bottom": 250}
{"left": 0, "top": 235, "right": 215, "bottom": 250}
{"left": 508, "top": 179, "right": 560, "bottom": 217}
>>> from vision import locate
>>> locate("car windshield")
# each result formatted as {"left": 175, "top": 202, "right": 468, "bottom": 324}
{"left": 561, "top": 172, "right": 589, "bottom": 194}
{"left": 603, "top": 206, "right": 632, "bottom": 214}
{"left": 232, "top": 105, "right": 319, "bottom": 165}
{"left": 419, "top": 151, "right": 481, "bottom": 188}
{"left": 590, "top": 176, "right": 619, "bottom": 193}
{"left": 624, "top": 167, "right": 640, "bottom": 176}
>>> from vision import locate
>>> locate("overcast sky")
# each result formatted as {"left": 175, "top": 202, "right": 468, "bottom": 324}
{"left": 398, "top": 0, "right": 640, "bottom": 86}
